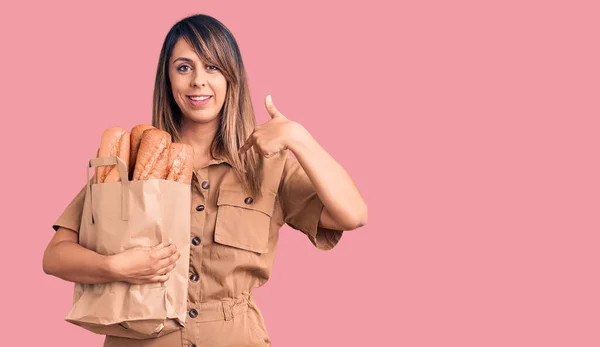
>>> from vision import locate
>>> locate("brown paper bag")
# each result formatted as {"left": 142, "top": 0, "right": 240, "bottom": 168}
{"left": 64, "top": 156, "right": 191, "bottom": 339}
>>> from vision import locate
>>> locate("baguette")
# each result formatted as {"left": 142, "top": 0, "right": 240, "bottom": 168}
{"left": 166, "top": 143, "right": 194, "bottom": 184}
{"left": 129, "top": 124, "right": 155, "bottom": 179}
{"left": 96, "top": 127, "right": 130, "bottom": 184}
{"left": 132, "top": 128, "right": 172, "bottom": 180}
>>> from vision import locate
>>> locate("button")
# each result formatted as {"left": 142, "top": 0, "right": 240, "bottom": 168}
{"left": 244, "top": 197, "right": 253, "bottom": 204}
{"left": 189, "top": 309, "right": 198, "bottom": 318}
{"left": 192, "top": 237, "right": 201, "bottom": 246}
{"left": 195, "top": 205, "right": 205, "bottom": 211}
{"left": 201, "top": 181, "right": 210, "bottom": 189}
{"left": 190, "top": 274, "right": 199, "bottom": 281}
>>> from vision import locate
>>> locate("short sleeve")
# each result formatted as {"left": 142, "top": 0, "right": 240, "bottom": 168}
{"left": 278, "top": 150, "right": 344, "bottom": 250}
{"left": 52, "top": 183, "right": 87, "bottom": 233}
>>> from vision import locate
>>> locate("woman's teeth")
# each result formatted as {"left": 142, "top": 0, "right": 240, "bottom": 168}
{"left": 189, "top": 96, "right": 210, "bottom": 101}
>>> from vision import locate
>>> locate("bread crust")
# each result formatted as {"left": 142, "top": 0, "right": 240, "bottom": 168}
{"left": 129, "top": 124, "right": 155, "bottom": 179}
{"left": 96, "top": 127, "right": 130, "bottom": 183}
{"left": 166, "top": 143, "right": 194, "bottom": 184}
{"left": 132, "top": 129, "right": 172, "bottom": 180}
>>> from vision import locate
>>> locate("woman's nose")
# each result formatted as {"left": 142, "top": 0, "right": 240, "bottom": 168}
{"left": 191, "top": 72, "right": 207, "bottom": 87}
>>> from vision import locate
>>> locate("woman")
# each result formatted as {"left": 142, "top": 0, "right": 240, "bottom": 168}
{"left": 43, "top": 14, "right": 367, "bottom": 347}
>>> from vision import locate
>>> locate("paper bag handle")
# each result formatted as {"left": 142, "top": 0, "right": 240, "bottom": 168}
{"left": 86, "top": 156, "right": 130, "bottom": 223}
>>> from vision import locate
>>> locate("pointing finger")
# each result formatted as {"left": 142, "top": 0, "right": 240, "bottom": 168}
{"left": 239, "top": 137, "right": 254, "bottom": 155}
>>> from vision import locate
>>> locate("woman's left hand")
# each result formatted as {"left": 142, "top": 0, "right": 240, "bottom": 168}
{"left": 239, "top": 95, "right": 307, "bottom": 157}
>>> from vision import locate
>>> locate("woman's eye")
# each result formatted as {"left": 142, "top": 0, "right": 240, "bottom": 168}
{"left": 207, "top": 65, "right": 219, "bottom": 71}
{"left": 177, "top": 65, "right": 191, "bottom": 72}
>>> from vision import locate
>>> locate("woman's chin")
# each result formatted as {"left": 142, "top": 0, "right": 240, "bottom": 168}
{"left": 181, "top": 110, "right": 219, "bottom": 124}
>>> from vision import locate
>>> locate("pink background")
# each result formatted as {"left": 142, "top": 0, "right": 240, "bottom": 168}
{"left": 1, "top": 0, "right": 599, "bottom": 346}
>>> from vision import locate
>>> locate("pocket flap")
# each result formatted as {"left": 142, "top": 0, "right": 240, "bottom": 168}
{"left": 214, "top": 189, "right": 276, "bottom": 254}
{"left": 216, "top": 189, "right": 276, "bottom": 217}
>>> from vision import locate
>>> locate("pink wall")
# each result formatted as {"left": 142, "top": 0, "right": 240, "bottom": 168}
{"left": 3, "top": 0, "right": 599, "bottom": 346}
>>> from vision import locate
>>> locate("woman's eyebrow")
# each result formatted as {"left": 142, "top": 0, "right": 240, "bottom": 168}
{"left": 172, "top": 57, "right": 194, "bottom": 64}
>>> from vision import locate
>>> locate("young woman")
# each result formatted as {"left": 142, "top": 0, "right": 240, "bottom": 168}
{"left": 43, "top": 14, "right": 367, "bottom": 347}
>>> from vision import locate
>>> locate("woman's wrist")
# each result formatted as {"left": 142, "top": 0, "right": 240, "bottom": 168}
{"left": 104, "top": 255, "right": 122, "bottom": 282}
{"left": 286, "top": 122, "right": 313, "bottom": 154}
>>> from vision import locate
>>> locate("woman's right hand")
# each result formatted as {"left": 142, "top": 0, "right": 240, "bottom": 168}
{"left": 108, "top": 243, "right": 181, "bottom": 284}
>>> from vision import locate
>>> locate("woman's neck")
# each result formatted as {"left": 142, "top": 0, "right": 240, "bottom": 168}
{"left": 179, "top": 118, "right": 220, "bottom": 168}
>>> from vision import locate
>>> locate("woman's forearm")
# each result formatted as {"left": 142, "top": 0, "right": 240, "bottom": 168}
{"left": 288, "top": 124, "right": 368, "bottom": 229}
{"left": 43, "top": 240, "right": 117, "bottom": 284}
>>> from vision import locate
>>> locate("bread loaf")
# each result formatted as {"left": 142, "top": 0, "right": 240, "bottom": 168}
{"left": 129, "top": 124, "right": 155, "bottom": 179}
{"left": 132, "top": 128, "right": 172, "bottom": 180}
{"left": 96, "top": 127, "right": 130, "bottom": 184}
{"left": 166, "top": 143, "right": 194, "bottom": 184}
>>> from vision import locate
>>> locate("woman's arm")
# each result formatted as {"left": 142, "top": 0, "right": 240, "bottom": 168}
{"left": 239, "top": 95, "right": 368, "bottom": 231}
{"left": 43, "top": 227, "right": 180, "bottom": 284}
{"left": 42, "top": 227, "right": 117, "bottom": 284}
{"left": 288, "top": 124, "right": 368, "bottom": 231}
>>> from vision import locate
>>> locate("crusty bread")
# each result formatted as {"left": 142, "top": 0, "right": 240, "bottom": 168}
{"left": 132, "top": 128, "right": 172, "bottom": 180}
{"left": 166, "top": 143, "right": 194, "bottom": 184}
{"left": 129, "top": 124, "right": 155, "bottom": 179}
{"left": 96, "top": 127, "right": 130, "bottom": 183}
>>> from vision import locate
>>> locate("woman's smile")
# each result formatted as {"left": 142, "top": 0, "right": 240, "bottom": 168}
{"left": 186, "top": 95, "right": 212, "bottom": 108}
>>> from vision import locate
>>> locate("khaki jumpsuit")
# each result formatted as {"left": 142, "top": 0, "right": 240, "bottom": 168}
{"left": 52, "top": 149, "right": 344, "bottom": 347}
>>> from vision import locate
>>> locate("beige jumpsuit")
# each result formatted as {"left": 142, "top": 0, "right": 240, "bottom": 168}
{"left": 52, "top": 149, "right": 344, "bottom": 347}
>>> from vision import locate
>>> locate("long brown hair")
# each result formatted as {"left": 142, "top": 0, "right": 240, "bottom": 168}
{"left": 152, "top": 14, "right": 262, "bottom": 196}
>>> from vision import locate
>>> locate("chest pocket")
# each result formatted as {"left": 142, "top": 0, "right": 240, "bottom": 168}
{"left": 214, "top": 189, "right": 276, "bottom": 254}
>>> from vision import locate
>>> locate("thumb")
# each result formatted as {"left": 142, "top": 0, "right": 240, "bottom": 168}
{"left": 265, "top": 95, "right": 282, "bottom": 118}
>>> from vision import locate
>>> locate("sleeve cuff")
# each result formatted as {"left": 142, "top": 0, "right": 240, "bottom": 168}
{"left": 298, "top": 195, "right": 344, "bottom": 251}
{"left": 51, "top": 181, "right": 89, "bottom": 233}
{"left": 52, "top": 218, "right": 80, "bottom": 233}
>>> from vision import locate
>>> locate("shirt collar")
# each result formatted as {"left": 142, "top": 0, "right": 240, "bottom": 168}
{"left": 204, "top": 157, "right": 231, "bottom": 168}
{"left": 192, "top": 156, "right": 232, "bottom": 182}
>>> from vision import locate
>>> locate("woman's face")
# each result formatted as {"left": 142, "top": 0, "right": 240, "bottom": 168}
{"left": 169, "top": 37, "right": 227, "bottom": 124}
